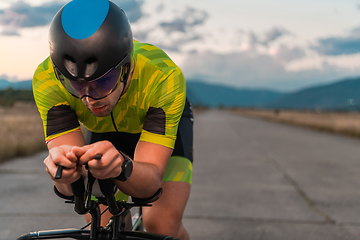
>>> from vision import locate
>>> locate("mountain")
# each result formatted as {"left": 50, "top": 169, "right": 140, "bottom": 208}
{"left": 1, "top": 77, "right": 360, "bottom": 111}
{"left": 187, "top": 77, "right": 360, "bottom": 110}
{"left": 267, "top": 77, "right": 360, "bottom": 110}
{"left": 0, "top": 79, "right": 32, "bottom": 90}
{"left": 186, "top": 80, "right": 284, "bottom": 108}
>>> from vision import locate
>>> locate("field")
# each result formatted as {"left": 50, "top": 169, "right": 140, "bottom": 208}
{"left": 2, "top": 104, "right": 360, "bottom": 162}
{"left": 231, "top": 108, "right": 360, "bottom": 138}
{"left": 0, "top": 102, "right": 46, "bottom": 162}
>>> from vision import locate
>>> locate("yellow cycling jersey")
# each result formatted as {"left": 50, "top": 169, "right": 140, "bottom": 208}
{"left": 33, "top": 40, "right": 186, "bottom": 149}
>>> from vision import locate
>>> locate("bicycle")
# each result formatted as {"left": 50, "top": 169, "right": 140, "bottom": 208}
{"left": 16, "top": 159, "right": 180, "bottom": 240}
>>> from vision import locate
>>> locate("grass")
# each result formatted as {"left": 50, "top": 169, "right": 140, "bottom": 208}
{"left": 231, "top": 108, "right": 360, "bottom": 139}
{"left": 3, "top": 104, "right": 360, "bottom": 162}
{"left": 0, "top": 102, "right": 46, "bottom": 162}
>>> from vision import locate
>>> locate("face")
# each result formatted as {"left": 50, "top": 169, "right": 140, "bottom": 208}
{"left": 82, "top": 82, "right": 124, "bottom": 117}
{"left": 81, "top": 59, "right": 135, "bottom": 117}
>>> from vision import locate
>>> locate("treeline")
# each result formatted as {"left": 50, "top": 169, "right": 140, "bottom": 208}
{"left": 0, "top": 88, "right": 34, "bottom": 107}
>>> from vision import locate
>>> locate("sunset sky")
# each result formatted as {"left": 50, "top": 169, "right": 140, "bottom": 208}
{"left": 1, "top": 0, "right": 360, "bottom": 91}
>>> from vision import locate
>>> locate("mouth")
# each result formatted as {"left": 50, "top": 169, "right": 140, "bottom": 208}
{"left": 89, "top": 105, "right": 107, "bottom": 114}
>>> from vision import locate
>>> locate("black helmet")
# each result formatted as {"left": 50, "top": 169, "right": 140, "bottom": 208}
{"left": 49, "top": 0, "right": 133, "bottom": 99}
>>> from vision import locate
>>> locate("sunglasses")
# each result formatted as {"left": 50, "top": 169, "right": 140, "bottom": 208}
{"left": 53, "top": 54, "right": 131, "bottom": 100}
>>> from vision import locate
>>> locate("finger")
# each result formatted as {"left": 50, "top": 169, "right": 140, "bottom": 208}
{"left": 49, "top": 147, "right": 77, "bottom": 169}
{"left": 45, "top": 164, "right": 55, "bottom": 180}
{"left": 65, "top": 151, "right": 79, "bottom": 163}
{"left": 71, "top": 146, "right": 88, "bottom": 159}
{"left": 44, "top": 156, "right": 58, "bottom": 179}
{"left": 78, "top": 149, "right": 103, "bottom": 165}
{"left": 57, "top": 165, "right": 82, "bottom": 183}
{"left": 89, "top": 155, "right": 121, "bottom": 179}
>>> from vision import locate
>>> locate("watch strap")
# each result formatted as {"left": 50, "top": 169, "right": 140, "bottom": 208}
{"left": 113, "top": 151, "right": 133, "bottom": 182}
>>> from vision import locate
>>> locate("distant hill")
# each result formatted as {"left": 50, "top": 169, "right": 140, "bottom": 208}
{"left": 267, "top": 77, "right": 360, "bottom": 110}
{"left": 186, "top": 77, "right": 360, "bottom": 111}
{"left": 1, "top": 77, "right": 360, "bottom": 111}
{"left": 0, "top": 79, "right": 32, "bottom": 90}
{"left": 186, "top": 80, "right": 284, "bottom": 108}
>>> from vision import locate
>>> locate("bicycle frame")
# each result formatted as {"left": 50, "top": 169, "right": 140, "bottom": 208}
{"left": 17, "top": 170, "right": 178, "bottom": 240}
{"left": 17, "top": 198, "right": 167, "bottom": 240}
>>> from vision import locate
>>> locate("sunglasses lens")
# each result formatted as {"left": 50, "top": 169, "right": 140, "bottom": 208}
{"left": 53, "top": 54, "right": 131, "bottom": 100}
{"left": 55, "top": 66, "right": 123, "bottom": 99}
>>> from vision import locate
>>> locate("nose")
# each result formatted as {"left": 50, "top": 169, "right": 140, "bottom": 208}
{"left": 79, "top": 84, "right": 98, "bottom": 99}
{"left": 82, "top": 96, "right": 98, "bottom": 106}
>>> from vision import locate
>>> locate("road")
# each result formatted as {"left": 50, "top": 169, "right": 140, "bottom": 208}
{"left": 2, "top": 109, "right": 360, "bottom": 239}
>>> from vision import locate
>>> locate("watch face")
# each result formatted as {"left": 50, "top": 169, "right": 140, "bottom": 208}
{"left": 115, "top": 152, "right": 133, "bottom": 182}
{"left": 124, "top": 159, "right": 133, "bottom": 179}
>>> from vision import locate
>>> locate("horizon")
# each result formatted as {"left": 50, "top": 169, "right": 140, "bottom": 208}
{"left": 1, "top": 74, "right": 359, "bottom": 94}
{"left": 1, "top": 0, "right": 360, "bottom": 91}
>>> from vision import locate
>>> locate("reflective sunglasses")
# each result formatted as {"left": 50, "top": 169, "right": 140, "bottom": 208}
{"left": 53, "top": 54, "right": 131, "bottom": 100}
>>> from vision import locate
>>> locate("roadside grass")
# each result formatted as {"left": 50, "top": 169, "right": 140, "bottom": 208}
{"left": 0, "top": 102, "right": 46, "bottom": 162}
{"left": 3, "top": 104, "right": 360, "bottom": 162}
{"left": 231, "top": 108, "right": 360, "bottom": 138}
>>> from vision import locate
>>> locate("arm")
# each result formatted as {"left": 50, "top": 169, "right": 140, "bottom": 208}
{"left": 44, "top": 128, "right": 171, "bottom": 199}
{"left": 115, "top": 140, "right": 172, "bottom": 198}
{"left": 74, "top": 140, "right": 172, "bottom": 199}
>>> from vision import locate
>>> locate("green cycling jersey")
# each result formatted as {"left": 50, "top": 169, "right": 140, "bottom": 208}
{"left": 33, "top": 40, "right": 186, "bottom": 149}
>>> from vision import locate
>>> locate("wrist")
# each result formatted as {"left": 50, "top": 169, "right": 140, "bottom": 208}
{"left": 113, "top": 151, "right": 133, "bottom": 182}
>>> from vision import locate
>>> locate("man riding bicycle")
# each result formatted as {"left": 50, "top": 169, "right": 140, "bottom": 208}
{"left": 32, "top": 0, "right": 193, "bottom": 239}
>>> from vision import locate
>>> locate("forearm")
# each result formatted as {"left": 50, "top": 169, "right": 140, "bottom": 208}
{"left": 113, "top": 161, "right": 163, "bottom": 198}
{"left": 54, "top": 181, "right": 73, "bottom": 196}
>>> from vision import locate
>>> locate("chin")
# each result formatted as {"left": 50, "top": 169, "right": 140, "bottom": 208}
{"left": 91, "top": 110, "right": 112, "bottom": 117}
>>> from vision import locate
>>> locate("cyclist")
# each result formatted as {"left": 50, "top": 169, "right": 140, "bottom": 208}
{"left": 32, "top": 0, "right": 193, "bottom": 239}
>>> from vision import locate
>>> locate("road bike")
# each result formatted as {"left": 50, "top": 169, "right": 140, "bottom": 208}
{"left": 16, "top": 162, "right": 179, "bottom": 240}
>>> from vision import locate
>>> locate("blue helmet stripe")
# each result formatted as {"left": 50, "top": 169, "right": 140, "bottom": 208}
{"left": 61, "top": 0, "right": 110, "bottom": 40}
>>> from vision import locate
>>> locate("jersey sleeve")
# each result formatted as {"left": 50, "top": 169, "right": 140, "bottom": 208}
{"left": 139, "top": 65, "right": 186, "bottom": 149}
{"left": 32, "top": 57, "right": 81, "bottom": 143}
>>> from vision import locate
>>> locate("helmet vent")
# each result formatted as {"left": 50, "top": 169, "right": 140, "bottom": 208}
{"left": 85, "top": 57, "right": 98, "bottom": 78}
{"left": 64, "top": 55, "right": 78, "bottom": 77}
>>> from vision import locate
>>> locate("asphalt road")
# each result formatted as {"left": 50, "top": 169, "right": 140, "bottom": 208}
{"left": 2, "top": 109, "right": 360, "bottom": 239}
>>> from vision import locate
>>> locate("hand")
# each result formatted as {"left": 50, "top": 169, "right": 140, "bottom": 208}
{"left": 44, "top": 145, "right": 83, "bottom": 184}
{"left": 72, "top": 140, "right": 123, "bottom": 180}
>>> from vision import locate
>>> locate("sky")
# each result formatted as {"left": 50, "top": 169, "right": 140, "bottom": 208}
{"left": 1, "top": 0, "right": 360, "bottom": 92}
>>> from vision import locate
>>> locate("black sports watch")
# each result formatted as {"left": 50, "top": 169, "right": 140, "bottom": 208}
{"left": 113, "top": 151, "right": 133, "bottom": 182}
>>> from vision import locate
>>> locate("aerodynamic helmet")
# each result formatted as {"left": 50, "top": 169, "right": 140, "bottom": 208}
{"left": 49, "top": 0, "right": 133, "bottom": 99}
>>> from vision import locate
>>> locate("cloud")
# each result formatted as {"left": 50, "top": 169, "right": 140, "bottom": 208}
{"left": 132, "top": 5, "right": 208, "bottom": 52}
{"left": 0, "top": 27, "right": 19, "bottom": 36}
{"left": 155, "top": 3, "right": 164, "bottom": 13}
{"left": 159, "top": 7, "right": 208, "bottom": 34}
{"left": 0, "top": 1, "right": 64, "bottom": 30}
{"left": 258, "top": 27, "right": 290, "bottom": 46}
{"left": 112, "top": 0, "right": 144, "bottom": 23}
{"left": 181, "top": 50, "right": 357, "bottom": 91}
{"left": 234, "top": 27, "right": 292, "bottom": 53}
{"left": 270, "top": 44, "right": 306, "bottom": 63}
{"left": 312, "top": 27, "right": 360, "bottom": 56}
{"left": 0, "top": 0, "right": 144, "bottom": 36}
{"left": 133, "top": 26, "right": 202, "bottom": 52}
